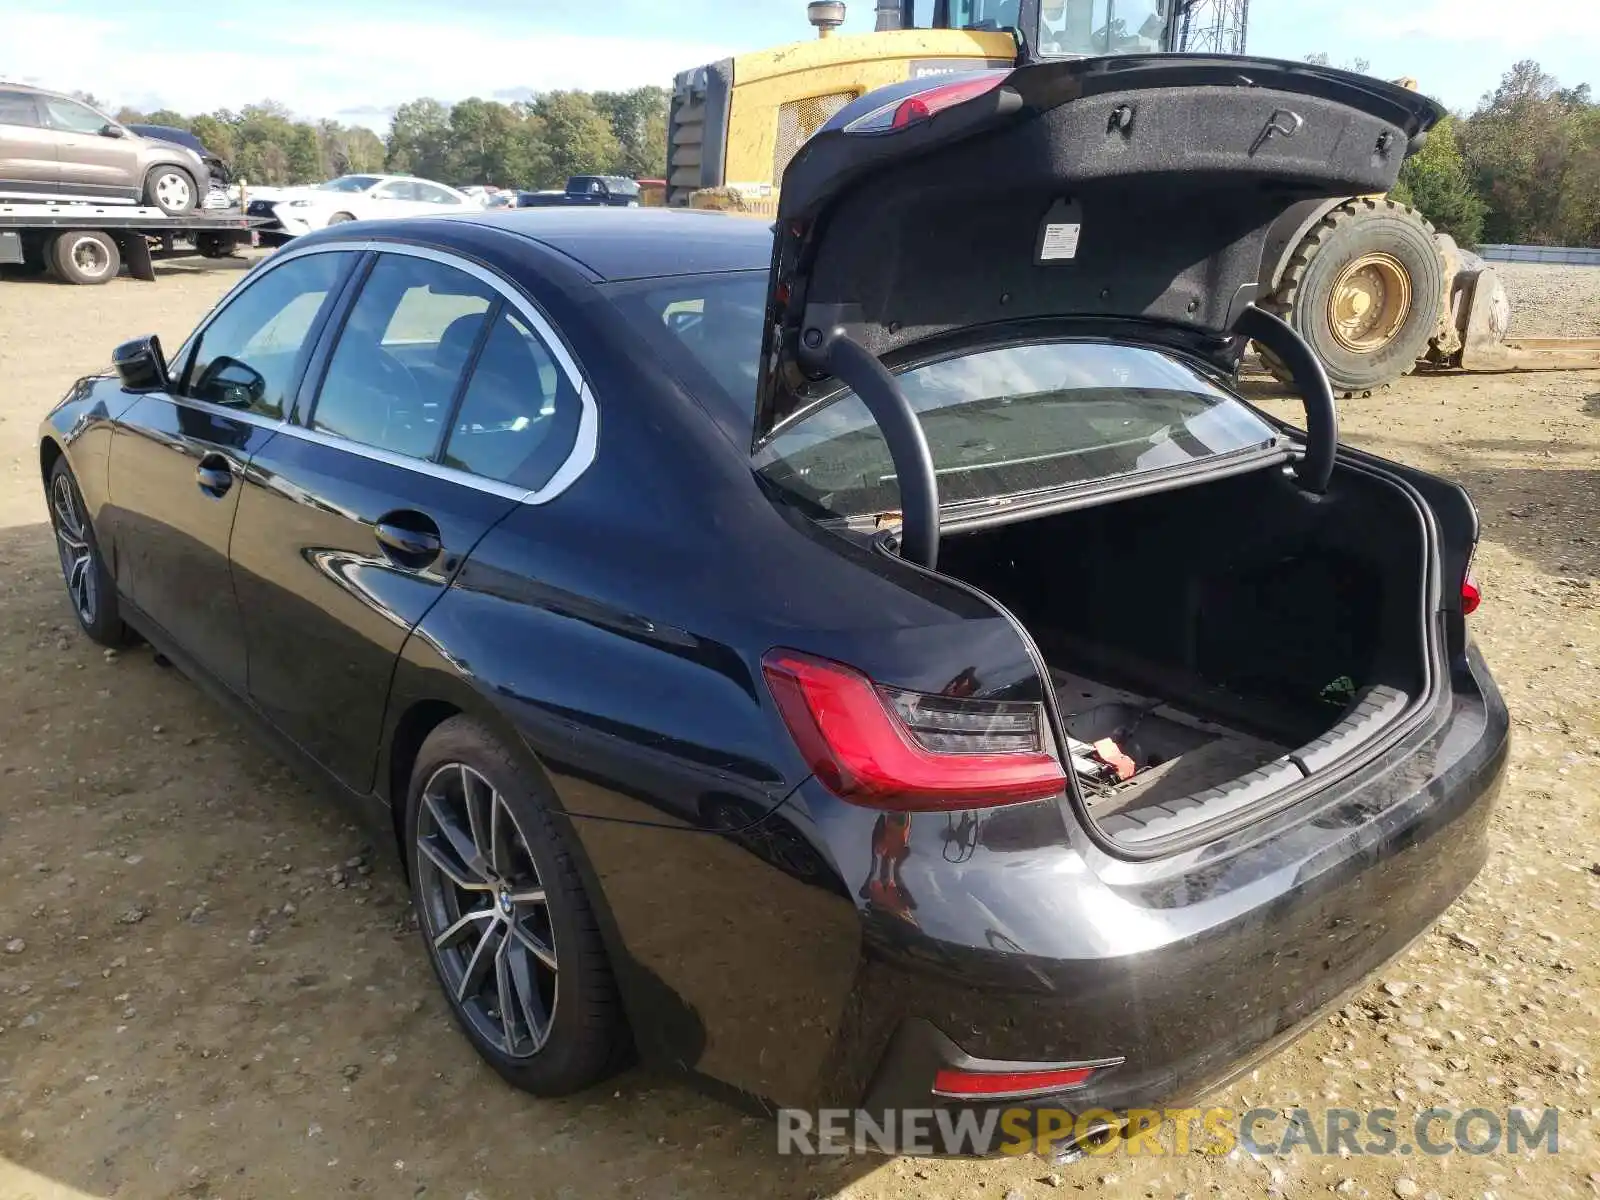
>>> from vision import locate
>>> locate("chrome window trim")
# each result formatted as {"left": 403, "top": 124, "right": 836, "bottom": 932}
{"left": 170, "top": 237, "right": 599, "bottom": 507}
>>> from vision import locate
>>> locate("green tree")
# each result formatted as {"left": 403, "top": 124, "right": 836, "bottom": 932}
{"left": 186, "top": 115, "right": 234, "bottom": 162}
{"left": 593, "top": 86, "right": 670, "bottom": 178}
{"left": 386, "top": 98, "right": 454, "bottom": 180}
{"left": 1393, "top": 113, "right": 1488, "bottom": 246}
{"left": 1304, "top": 51, "right": 1371, "bottom": 74}
{"left": 286, "top": 124, "right": 324, "bottom": 183}
{"left": 448, "top": 97, "right": 543, "bottom": 186}
{"left": 1460, "top": 60, "right": 1588, "bottom": 244}
{"left": 530, "top": 91, "right": 623, "bottom": 186}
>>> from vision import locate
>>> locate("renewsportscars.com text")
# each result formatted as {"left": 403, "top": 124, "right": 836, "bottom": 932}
{"left": 776, "top": 1106, "right": 1561, "bottom": 1158}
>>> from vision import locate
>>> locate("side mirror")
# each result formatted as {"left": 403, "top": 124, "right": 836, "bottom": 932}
{"left": 112, "top": 335, "right": 170, "bottom": 393}
{"left": 99, "top": 124, "right": 127, "bottom": 139}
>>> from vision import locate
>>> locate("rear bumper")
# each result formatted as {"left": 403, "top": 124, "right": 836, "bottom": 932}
{"left": 796, "top": 643, "right": 1507, "bottom": 1132}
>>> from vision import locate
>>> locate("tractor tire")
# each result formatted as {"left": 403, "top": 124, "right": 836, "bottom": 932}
{"left": 1257, "top": 198, "right": 1445, "bottom": 397}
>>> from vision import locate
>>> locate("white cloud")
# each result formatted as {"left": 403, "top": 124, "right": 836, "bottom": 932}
{"left": 0, "top": 13, "right": 738, "bottom": 129}
{"left": 1357, "top": 0, "right": 1600, "bottom": 43}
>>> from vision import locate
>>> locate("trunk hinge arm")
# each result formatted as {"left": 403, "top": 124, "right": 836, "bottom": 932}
{"left": 1233, "top": 305, "right": 1339, "bottom": 495}
{"left": 809, "top": 331, "right": 942, "bottom": 570}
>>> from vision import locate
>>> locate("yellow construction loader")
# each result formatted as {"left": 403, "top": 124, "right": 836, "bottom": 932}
{"left": 668, "top": 0, "right": 1600, "bottom": 392}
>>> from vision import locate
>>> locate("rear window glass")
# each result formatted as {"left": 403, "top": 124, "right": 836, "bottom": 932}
{"left": 762, "top": 343, "right": 1277, "bottom": 518}
{"left": 609, "top": 272, "right": 1277, "bottom": 519}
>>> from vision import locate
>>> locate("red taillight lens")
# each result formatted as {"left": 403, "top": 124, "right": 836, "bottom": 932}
{"left": 761, "top": 649, "right": 1066, "bottom": 811}
{"left": 844, "top": 72, "right": 1009, "bottom": 135}
{"left": 1462, "top": 570, "right": 1482, "bottom": 615}
{"left": 932, "top": 1065, "right": 1099, "bottom": 1100}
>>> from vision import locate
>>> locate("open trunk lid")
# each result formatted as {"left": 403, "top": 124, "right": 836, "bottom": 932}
{"left": 754, "top": 54, "right": 1444, "bottom": 443}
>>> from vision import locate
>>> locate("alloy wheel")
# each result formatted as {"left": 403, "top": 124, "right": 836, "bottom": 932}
{"left": 51, "top": 473, "right": 98, "bottom": 625}
{"left": 415, "top": 763, "right": 558, "bottom": 1059}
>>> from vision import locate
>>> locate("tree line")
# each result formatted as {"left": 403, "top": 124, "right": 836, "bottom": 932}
{"left": 88, "top": 56, "right": 1600, "bottom": 247}
{"left": 1307, "top": 57, "right": 1600, "bottom": 249}
{"left": 91, "top": 87, "right": 670, "bottom": 194}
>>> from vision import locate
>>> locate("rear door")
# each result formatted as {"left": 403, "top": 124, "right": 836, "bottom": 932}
{"left": 105, "top": 249, "right": 360, "bottom": 693}
{"left": 369, "top": 179, "right": 426, "bottom": 218}
{"left": 38, "top": 94, "right": 141, "bottom": 200}
{"left": 0, "top": 89, "right": 57, "bottom": 196}
{"left": 229, "top": 246, "right": 561, "bottom": 793}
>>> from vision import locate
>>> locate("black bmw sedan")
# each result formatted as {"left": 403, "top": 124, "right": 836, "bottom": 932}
{"left": 40, "top": 57, "right": 1507, "bottom": 1146}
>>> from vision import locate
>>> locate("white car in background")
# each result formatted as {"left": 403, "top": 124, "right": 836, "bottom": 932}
{"left": 271, "top": 174, "right": 480, "bottom": 236}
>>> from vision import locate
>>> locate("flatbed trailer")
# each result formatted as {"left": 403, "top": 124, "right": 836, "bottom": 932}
{"left": 0, "top": 203, "right": 270, "bottom": 285}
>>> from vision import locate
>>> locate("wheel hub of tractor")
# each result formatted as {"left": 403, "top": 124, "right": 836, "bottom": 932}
{"left": 1328, "top": 251, "right": 1412, "bottom": 354}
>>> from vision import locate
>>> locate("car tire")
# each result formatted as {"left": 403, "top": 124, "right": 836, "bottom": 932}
{"left": 194, "top": 232, "right": 235, "bottom": 259}
{"left": 50, "top": 230, "right": 121, "bottom": 286}
{"left": 404, "top": 717, "right": 631, "bottom": 1096}
{"left": 327, "top": 212, "right": 356, "bottom": 225}
{"left": 143, "top": 165, "right": 198, "bottom": 216}
{"left": 47, "top": 458, "right": 134, "bottom": 647}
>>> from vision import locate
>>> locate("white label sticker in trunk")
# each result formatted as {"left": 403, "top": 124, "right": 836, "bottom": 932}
{"left": 1040, "top": 222, "right": 1082, "bottom": 261}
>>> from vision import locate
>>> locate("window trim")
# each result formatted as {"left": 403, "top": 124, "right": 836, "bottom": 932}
{"left": 165, "top": 238, "right": 599, "bottom": 507}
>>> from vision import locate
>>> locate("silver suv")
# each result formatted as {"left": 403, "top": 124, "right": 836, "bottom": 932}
{"left": 0, "top": 84, "right": 210, "bottom": 215}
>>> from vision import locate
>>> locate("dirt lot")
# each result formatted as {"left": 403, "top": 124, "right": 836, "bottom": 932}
{"left": 1, "top": 257, "right": 1597, "bottom": 1200}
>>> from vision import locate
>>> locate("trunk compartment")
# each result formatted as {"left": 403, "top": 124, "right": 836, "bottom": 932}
{"left": 936, "top": 462, "right": 1434, "bottom": 846}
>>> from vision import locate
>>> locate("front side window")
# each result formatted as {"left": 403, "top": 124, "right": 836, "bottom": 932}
{"left": 759, "top": 342, "right": 1276, "bottom": 518}
{"left": 43, "top": 96, "right": 111, "bottom": 135}
{"left": 183, "top": 250, "right": 354, "bottom": 419}
{"left": 310, "top": 253, "right": 496, "bottom": 459}
{"left": 0, "top": 91, "right": 41, "bottom": 127}
{"left": 1034, "top": 0, "right": 1169, "bottom": 55}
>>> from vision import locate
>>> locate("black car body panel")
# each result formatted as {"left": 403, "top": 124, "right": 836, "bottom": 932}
{"left": 38, "top": 186, "right": 1504, "bottom": 1134}
{"left": 757, "top": 55, "right": 1444, "bottom": 439}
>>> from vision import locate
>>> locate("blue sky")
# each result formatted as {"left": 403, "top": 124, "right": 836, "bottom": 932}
{"left": 4, "top": 0, "right": 1596, "bottom": 131}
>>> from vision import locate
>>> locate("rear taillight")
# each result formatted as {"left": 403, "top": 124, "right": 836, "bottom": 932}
{"left": 761, "top": 649, "right": 1066, "bottom": 811}
{"left": 1462, "top": 569, "right": 1481, "bottom": 616}
{"left": 844, "top": 72, "right": 1010, "bottom": 135}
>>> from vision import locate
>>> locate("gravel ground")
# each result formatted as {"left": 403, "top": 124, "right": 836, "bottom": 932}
{"left": 1, "top": 254, "right": 1598, "bottom": 1200}
{"left": 1496, "top": 262, "right": 1600, "bottom": 339}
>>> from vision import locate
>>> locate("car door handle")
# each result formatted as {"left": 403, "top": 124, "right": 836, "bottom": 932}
{"left": 196, "top": 455, "right": 233, "bottom": 497}
{"left": 375, "top": 513, "right": 443, "bottom": 566}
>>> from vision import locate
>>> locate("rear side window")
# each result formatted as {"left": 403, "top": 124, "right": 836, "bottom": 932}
{"left": 758, "top": 342, "right": 1278, "bottom": 518}
{"left": 0, "top": 91, "right": 40, "bottom": 127}
{"left": 311, "top": 254, "right": 496, "bottom": 459}
{"left": 183, "top": 250, "right": 354, "bottom": 419}
{"left": 414, "top": 183, "right": 459, "bottom": 205}
{"left": 442, "top": 309, "right": 581, "bottom": 488}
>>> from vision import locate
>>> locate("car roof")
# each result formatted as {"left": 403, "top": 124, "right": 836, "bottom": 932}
{"left": 4, "top": 82, "right": 99, "bottom": 105}
{"left": 457, "top": 208, "right": 774, "bottom": 281}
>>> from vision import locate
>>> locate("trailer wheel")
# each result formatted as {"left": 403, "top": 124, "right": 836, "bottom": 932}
{"left": 51, "top": 230, "right": 122, "bottom": 285}
{"left": 1258, "top": 199, "right": 1445, "bottom": 396}
{"left": 194, "top": 232, "right": 237, "bottom": 259}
